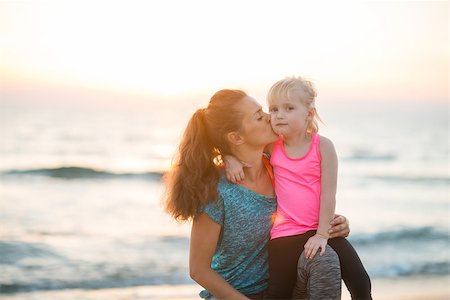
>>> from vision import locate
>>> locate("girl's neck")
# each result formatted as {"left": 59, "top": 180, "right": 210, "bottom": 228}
{"left": 283, "top": 131, "right": 310, "bottom": 148}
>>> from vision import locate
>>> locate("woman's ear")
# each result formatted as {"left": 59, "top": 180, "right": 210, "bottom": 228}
{"left": 226, "top": 131, "right": 245, "bottom": 145}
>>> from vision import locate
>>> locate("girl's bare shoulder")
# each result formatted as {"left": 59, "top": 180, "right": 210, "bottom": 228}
{"left": 318, "top": 135, "right": 336, "bottom": 155}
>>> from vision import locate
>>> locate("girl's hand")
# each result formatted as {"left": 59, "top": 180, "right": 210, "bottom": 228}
{"left": 304, "top": 234, "right": 328, "bottom": 259}
{"left": 223, "top": 155, "right": 251, "bottom": 183}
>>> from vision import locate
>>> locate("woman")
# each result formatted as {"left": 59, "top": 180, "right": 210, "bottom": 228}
{"left": 164, "top": 89, "right": 349, "bottom": 299}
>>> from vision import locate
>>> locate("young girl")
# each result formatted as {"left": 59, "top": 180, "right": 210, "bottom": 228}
{"left": 225, "top": 76, "right": 372, "bottom": 299}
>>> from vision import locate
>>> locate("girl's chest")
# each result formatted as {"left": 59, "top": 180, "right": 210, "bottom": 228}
{"left": 284, "top": 142, "right": 311, "bottom": 159}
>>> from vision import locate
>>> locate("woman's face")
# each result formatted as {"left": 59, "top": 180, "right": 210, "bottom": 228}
{"left": 237, "top": 96, "right": 278, "bottom": 146}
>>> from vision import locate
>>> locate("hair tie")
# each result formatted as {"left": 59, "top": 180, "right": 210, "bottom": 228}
{"left": 195, "top": 108, "right": 208, "bottom": 129}
{"left": 197, "top": 107, "right": 207, "bottom": 120}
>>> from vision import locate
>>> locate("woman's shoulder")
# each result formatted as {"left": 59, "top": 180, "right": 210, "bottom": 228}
{"left": 217, "top": 176, "right": 239, "bottom": 196}
{"left": 218, "top": 175, "right": 275, "bottom": 202}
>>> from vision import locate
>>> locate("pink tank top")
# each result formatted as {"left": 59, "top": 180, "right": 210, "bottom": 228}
{"left": 270, "top": 134, "right": 321, "bottom": 239}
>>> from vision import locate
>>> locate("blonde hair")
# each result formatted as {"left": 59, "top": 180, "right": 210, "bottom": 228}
{"left": 267, "top": 76, "right": 322, "bottom": 137}
{"left": 163, "top": 89, "right": 247, "bottom": 222}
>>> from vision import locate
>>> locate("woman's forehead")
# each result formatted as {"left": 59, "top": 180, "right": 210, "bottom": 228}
{"left": 240, "top": 96, "right": 262, "bottom": 113}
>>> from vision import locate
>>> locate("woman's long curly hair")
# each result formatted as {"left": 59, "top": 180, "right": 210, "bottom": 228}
{"left": 163, "top": 89, "right": 247, "bottom": 222}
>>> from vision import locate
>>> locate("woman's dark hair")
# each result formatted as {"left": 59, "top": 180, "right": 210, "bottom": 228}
{"left": 164, "top": 89, "right": 247, "bottom": 221}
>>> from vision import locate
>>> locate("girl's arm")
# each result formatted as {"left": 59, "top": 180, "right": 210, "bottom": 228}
{"left": 304, "top": 136, "right": 338, "bottom": 259}
{"left": 223, "top": 155, "right": 248, "bottom": 183}
{"left": 317, "top": 136, "right": 338, "bottom": 238}
{"left": 189, "top": 213, "right": 248, "bottom": 300}
{"left": 223, "top": 141, "right": 276, "bottom": 183}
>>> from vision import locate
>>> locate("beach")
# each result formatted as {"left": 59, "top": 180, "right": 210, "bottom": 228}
{"left": 1, "top": 2, "right": 448, "bottom": 299}
{"left": 1, "top": 276, "right": 449, "bottom": 300}
{"left": 1, "top": 101, "right": 448, "bottom": 299}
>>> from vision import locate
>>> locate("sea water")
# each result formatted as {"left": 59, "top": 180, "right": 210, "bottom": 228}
{"left": 0, "top": 98, "right": 448, "bottom": 294}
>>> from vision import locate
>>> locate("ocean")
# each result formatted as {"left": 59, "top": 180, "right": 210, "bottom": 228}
{"left": 0, "top": 97, "right": 448, "bottom": 297}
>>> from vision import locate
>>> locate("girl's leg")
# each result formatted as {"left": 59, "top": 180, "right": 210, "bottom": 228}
{"left": 267, "top": 231, "right": 315, "bottom": 299}
{"left": 328, "top": 237, "right": 372, "bottom": 300}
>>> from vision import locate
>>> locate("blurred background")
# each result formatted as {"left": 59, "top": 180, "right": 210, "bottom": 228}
{"left": 0, "top": 1, "right": 448, "bottom": 299}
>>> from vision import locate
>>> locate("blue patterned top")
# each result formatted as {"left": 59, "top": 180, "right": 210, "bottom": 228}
{"left": 199, "top": 176, "right": 277, "bottom": 299}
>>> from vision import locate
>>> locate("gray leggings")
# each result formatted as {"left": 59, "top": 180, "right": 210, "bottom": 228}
{"left": 292, "top": 245, "right": 341, "bottom": 300}
{"left": 207, "top": 246, "right": 341, "bottom": 300}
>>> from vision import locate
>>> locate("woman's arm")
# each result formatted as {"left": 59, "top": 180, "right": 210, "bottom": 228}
{"left": 329, "top": 214, "right": 350, "bottom": 238}
{"left": 189, "top": 213, "right": 248, "bottom": 300}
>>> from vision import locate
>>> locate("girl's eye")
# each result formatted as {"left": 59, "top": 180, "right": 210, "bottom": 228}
{"left": 269, "top": 108, "right": 277, "bottom": 112}
{"left": 288, "top": 106, "right": 294, "bottom": 110}
{"left": 257, "top": 116, "right": 263, "bottom": 121}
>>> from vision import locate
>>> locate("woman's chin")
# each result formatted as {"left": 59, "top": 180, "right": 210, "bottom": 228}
{"left": 269, "top": 133, "right": 279, "bottom": 142}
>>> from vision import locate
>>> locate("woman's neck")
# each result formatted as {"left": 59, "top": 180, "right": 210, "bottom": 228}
{"left": 228, "top": 145, "right": 274, "bottom": 197}
{"left": 229, "top": 147, "right": 264, "bottom": 182}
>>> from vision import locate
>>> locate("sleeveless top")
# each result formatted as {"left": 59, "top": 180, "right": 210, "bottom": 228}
{"left": 199, "top": 156, "right": 277, "bottom": 298}
{"left": 270, "top": 134, "right": 322, "bottom": 239}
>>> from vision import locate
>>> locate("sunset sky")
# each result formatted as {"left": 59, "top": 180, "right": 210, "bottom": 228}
{"left": 0, "top": 0, "right": 448, "bottom": 105}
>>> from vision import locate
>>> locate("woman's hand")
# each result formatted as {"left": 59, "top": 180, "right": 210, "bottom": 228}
{"left": 328, "top": 214, "right": 350, "bottom": 238}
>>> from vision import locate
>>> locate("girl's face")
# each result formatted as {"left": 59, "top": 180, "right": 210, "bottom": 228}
{"left": 237, "top": 96, "right": 278, "bottom": 146}
{"left": 268, "top": 96, "right": 312, "bottom": 138}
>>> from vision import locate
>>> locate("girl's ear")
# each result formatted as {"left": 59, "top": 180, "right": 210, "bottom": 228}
{"left": 307, "top": 108, "right": 316, "bottom": 119}
{"left": 226, "top": 131, "right": 245, "bottom": 145}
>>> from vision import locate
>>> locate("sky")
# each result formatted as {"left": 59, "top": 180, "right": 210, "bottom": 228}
{"left": 0, "top": 0, "right": 448, "bottom": 106}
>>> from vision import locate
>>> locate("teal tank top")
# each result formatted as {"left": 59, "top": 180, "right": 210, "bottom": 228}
{"left": 199, "top": 176, "right": 277, "bottom": 298}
